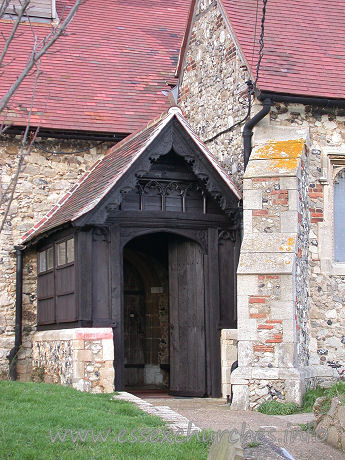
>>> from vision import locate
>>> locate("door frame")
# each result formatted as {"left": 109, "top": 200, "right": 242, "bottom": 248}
{"left": 112, "top": 224, "right": 223, "bottom": 397}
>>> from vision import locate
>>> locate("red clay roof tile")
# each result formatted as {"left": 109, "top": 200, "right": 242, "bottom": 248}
{"left": 1, "top": 0, "right": 189, "bottom": 134}
{"left": 220, "top": 0, "right": 345, "bottom": 99}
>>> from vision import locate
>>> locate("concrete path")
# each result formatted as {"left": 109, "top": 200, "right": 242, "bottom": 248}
{"left": 113, "top": 392, "right": 201, "bottom": 433}
{"left": 143, "top": 396, "right": 345, "bottom": 460}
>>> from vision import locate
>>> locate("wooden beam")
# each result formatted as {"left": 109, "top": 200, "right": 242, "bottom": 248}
{"left": 110, "top": 225, "right": 125, "bottom": 390}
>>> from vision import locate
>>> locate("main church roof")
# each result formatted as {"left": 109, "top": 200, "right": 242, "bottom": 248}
{"left": 0, "top": 0, "right": 189, "bottom": 134}
{"left": 222, "top": 0, "right": 345, "bottom": 99}
{"left": 179, "top": 0, "right": 345, "bottom": 100}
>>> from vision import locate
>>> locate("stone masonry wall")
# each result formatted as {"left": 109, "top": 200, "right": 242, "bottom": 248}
{"left": 230, "top": 115, "right": 344, "bottom": 409}
{"left": 0, "top": 137, "right": 109, "bottom": 377}
{"left": 32, "top": 328, "right": 114, "bottom": 393}
{"left": 220, "top": 329, "right": 238, "bottom": 399}
{"left": 269, "top": 104, "right": 345, "bottom": 379}
{"left": 231, "top": 130, "right": 315, "bottom": 409}
{"left": 178, "top": 0, "right": 250, "bottom": 188}
{"left": 178, "top": 0, "right": 345, "bottom": 408}
{"left": 314, "top": 396, "right": 345, "bottom": 452}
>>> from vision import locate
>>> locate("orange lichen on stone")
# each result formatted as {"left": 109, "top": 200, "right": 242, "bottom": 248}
{"left": 255, "top": 139, "right": 305, "bottom": 170}
{"left": 279, "top": 237, "right": 296, "bottom": 252}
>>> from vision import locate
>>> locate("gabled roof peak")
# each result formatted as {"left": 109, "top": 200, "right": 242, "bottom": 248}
{"left": 22, "top": 109, "right": 241, "bottom": 245}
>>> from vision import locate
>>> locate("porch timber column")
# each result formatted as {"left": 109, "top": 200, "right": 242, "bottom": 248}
{"left": 206, "top": 228, "right": 221, "bottom": 397}
{"left": 231, "top": 127, "right": 317, "bottom": 410}
{"left": 110, "top": 225, "right": 124, "bottom": 390}
{"left": 77, "top": 229, "right": 93, "bottom": 324}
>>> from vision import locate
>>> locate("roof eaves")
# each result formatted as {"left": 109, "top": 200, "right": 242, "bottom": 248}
{"left": 21, "top": 111, "right": 175, "bottom": 244}
{"left": 72, "top": 111, "right": 176, "bottom": 221}
{"left": 175, "top": 0, "right": 197, "bottom": 77}
{"left": 21, "top": 108, "right": 241, "bottom": 246}
{"left": 217, "top": 0, "right": 255, "bottom": 82}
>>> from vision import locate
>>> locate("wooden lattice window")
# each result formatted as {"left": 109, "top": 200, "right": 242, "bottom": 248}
{"left": 56, "top": 237, "right": 74, "bottom": 267}
{"left": 38, "top": 246, "right": 53, "bottom": 273}
{"left": 37, "top": 235, "right": 76, "bottom": 326}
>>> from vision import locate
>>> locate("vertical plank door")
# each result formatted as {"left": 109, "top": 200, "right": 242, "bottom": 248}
{"left": 168, "top": 238, "right": 206, "bottom": 396}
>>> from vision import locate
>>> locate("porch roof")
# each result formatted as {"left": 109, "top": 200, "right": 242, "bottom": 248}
{"left": 21, "top": 108, "right": 242, "bottom": 244}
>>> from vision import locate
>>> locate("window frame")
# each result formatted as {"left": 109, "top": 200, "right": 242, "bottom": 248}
{"left": 38, "top": 245, "right": 54, "bottom": 274}
{"left": 319, "top": 149, "right": 345, "bottom": 274}
{"left": 333, "top": 168, "right": 345, "bottom": 263}
{"left": 55, "top": 236, "right": 75, "bottom": 270}
{"left": 37, "top": 232, "right": 76, "bottom": 326}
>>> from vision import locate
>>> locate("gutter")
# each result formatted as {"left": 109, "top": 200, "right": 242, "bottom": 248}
{"left": 259, "top": 92, "right": 345, "bottom": 108}
{"left": 242, "top": 91, "right": 345, "bottom": 168}
{"left": 7, "top": 245, "right": 25, "bottom": 380}
{"left": 243, "top": 98, "right": 272, "bottom": 169}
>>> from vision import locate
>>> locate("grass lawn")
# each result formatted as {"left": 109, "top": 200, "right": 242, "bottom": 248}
{"left": 0, "top": 381, "right": 210, "bottom": 460}
{"left": 257, "top": 381, "right": 345, "bottom": 415}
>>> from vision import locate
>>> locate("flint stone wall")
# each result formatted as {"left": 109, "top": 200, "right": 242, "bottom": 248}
{"left": 269, "top": 104, "right": 345, "bottom": 377}
{"left": 0, "top": 137, "right": 108, "bottom": 377}
{"left": 32, "top": 328, "right": 115, "bottom": 393}
{"left": 178, "top": 0, "right": 250, "bottom": 188}
{"left": 178, "top": 0, "right": 345, "bottom": 409}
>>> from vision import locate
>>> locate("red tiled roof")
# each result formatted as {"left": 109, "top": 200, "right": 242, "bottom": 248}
{"left": 220, "top": 0, "right": 345, "bottom": 99}
{"left": 1, "top": 0, "right": 189, "bottom": 134}
{"left": 178, "top": 0, "right": 345, "bottom": 100}
{"left": 22, "top": 108, "right": 242, "bottom": 243}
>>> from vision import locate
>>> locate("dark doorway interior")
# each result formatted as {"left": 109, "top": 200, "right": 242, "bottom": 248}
{"left": 124, "top": 233, "right": 170, "bottom": 390}
{"left": 123, "top": 232, "right": 207, "bottom": 396}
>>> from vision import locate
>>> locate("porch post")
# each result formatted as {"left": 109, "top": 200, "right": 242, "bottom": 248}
{"left": 110, "top": 225, "right": 125, "bottom": 390}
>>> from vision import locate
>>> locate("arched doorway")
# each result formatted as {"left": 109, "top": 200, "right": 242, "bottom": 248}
{"left": 123, "top": 232, "right": 207, "bottom": 396}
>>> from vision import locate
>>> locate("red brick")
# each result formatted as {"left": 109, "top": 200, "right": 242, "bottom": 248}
{"left": 270, "top": 190, "right": 288, "bottom": 195}
{"left": 249, "top": 297, "right": 267, "bottom": 304}
{"left": 265, "top": 320, "right": 283, "bottom": 324}
{"left": 253, "top": 345, "right": 274, "bottom": 353}
{"left": 253, "top": 209, "right": 268, "bottom": 216}
{"left": 266, "top": 333, "right": 283, "bottom": 342}
{"left": 311, "top": 217, "right": 323, "bottom": 223}
{"left": 257, "top": 324, "right": 274, "bottom": 330}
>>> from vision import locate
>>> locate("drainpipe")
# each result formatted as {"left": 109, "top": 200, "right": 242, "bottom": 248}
{"left": 8, "top": 245, "right": 24, "bottom": 380}
{"left": 243, "top": 98, "right": 272, "bottom": 170}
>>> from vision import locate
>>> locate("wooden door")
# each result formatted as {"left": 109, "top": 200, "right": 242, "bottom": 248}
{"left": 168, "top": 238, "right": 206, "bottom": 396}
{"left": 123, "top": 259, "right": 145, "bottom": 387}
